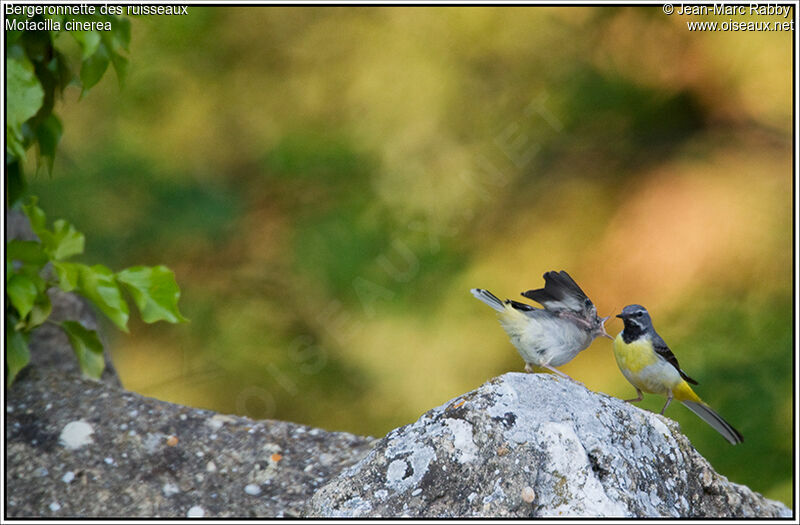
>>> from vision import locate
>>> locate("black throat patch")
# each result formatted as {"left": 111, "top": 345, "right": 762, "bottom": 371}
{"left": 621, "top": 321, "right": 645, "bottom": 344}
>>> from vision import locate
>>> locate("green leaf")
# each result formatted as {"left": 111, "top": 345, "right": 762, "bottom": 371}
{"left": 50, "top": 219, "right": 85, "bottom": 260}
{"left": 53, "top": 261, "right": 81, "bottom": 292}
{"left": 99, "top": 30, "right": 128, "bottom": 88}
{"left": 7, "top": 55, "right": 45, "bottom": 129}
{"left": 6, "top": 159, "right": 26, "bottom": 206}
{"left": 117, "top": 266, "right": 188, "bottom": 324}
{"left": 14, "top": 263, "right": 46, "bottom": 290}
{"left": 27, "top": 291, "right": 53, "bottom": 330}
{"left": 70, "top": 29, "right": 101, "bottom": 59}
{"left": 79, "top": 42, "right": 110, "bottom": 95}
{"left": 61, "top": 321, "right": 105, "bottom": 380}
{"left": 36, "top": 114, "right": 63, "bottom": 176}
{"left": 20, "top": 200, "right": 56, "bottom": 255}
{"left": 6, "top": 126, "right": 27, "bottom": 162}
{"left": 7, "top": 318, "right": 30, "bottom": 386}
{"left": 76, "top": 264, "right": 129, "bottom": 332}
{"left": 7, "top": 273, "right": 39, "bottom": 319}
{"left": 7, "top": 240, "right": 49, "bottom": 266}
{"left": 21, "top": 198, "right": 47, "bottom": 238}
{"left": 48, "top": 51, "right": 73, "bottom": 94}
{"left": 19, "top": 200, "right": 85, "bottom": 260}
{"left": 109, "top": 51, "right": 128, "bottom": 87}
{"left": 111, "top": 17, "right": 131, "bottom": 51}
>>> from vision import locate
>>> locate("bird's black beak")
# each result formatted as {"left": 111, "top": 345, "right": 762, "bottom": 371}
{"left": 616, "top": 313, "right": 624, "bottom": 319}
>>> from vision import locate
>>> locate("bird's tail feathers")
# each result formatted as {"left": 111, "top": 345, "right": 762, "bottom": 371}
{"left": 470, "top": 288, "right": 506, "bottom": 313}
{"left": 672, "top": 380, "right": 702, "bottom": 403}
{"left": 681, "top": 400, "right": 744, "bottom": 445}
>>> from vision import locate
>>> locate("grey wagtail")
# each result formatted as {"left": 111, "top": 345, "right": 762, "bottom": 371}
{"left": 471, "top": 270, "right": 611, "bottom": 381}
{"left": 614, "top": 304, "right": 743, "bottom": 445}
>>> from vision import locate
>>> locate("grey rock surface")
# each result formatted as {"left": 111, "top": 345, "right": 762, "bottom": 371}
{"left": 7, "top": 208, "right": 37, "bottom": 242}
{"left": 309, "top": 373, "right": 791, "bottom": 518}
{"left": 6, "top": 368, "right": 376, "bottom": 517}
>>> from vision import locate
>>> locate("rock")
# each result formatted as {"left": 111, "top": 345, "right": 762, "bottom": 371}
{"left": 6, "top": 368, "right": 376, "bottom": 517}
{"left": 7, "top": 208, "right": 38, "bottom": 241}
{"left": 309, "top": 373, "right": 790, "bottom": 518}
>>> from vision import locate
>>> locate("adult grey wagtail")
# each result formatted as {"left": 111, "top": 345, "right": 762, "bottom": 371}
{"left": 471, "top": 270, "right": 611, "bottom": 381}
{"left": 614, "top": 304, "right": 743, "bottom": 445}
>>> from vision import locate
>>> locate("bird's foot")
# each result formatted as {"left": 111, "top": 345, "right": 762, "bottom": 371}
{"left": 624, "top": 389, "right": 644, "bottom": 404}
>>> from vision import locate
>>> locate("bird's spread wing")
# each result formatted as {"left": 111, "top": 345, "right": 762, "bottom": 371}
{"left": 521, "top": 271, "right": 591, "bottom": 314}
{"left": 653, "top": 334, "right": 698, "bottom": 385}
{"left": 505, "top": 299, "right": 535, "bottom": 311}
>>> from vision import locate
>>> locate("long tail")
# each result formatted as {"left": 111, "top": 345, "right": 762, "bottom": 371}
{"left": 681, "top": 400, "right": 744, "bottom": 445}
{"left": 470, "top": 288, "right": 505, "bottom": 313}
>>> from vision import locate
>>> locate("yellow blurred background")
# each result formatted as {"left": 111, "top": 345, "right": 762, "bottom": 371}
{"left": 29, "top": 6, "right": 792, "bottom": 505}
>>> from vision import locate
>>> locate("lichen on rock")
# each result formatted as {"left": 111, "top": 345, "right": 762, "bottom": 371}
{"left": 309, "top": 373, "right": 791, "bottom": 518}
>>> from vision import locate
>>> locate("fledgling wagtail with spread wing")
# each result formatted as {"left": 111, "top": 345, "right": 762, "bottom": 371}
{"left": 614, "top": 304, "right": 743, "bottom": 445}
{"left": 471, "top": 270, "right": 611, "bottom": 381}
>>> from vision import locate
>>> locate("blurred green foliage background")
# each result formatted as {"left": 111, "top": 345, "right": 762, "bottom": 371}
{"left": 26, "top": 6, "right": 792, "bottom": 505}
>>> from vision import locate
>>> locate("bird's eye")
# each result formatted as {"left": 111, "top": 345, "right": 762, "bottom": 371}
{"left": 584, "top": 299, "right": 592, "bottom": 307}
{"left": 635, "top": 311, "right": 643, "bottom": 317}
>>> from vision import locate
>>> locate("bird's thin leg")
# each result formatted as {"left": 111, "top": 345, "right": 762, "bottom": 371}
{"left": 540, "top": 363, "right": 570, "bottom": 379}
{"left": 524, "top": 363, "right": 534, "bottom": 373}
{"left": 624, "top": 388, "right": 644, "bottom": 403}
{"left": 540, "top": 364, "right": 585, "bottom": 387}
{"left": 660, "top": 391, "right": 674, "bottom": 415}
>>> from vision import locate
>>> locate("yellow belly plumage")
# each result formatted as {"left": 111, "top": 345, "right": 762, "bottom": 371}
{"left": 613, "top": 334, "right": 699, "bottom": 402}
{"left": 613, "top": 336, "right": 659, "bottom": 374}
